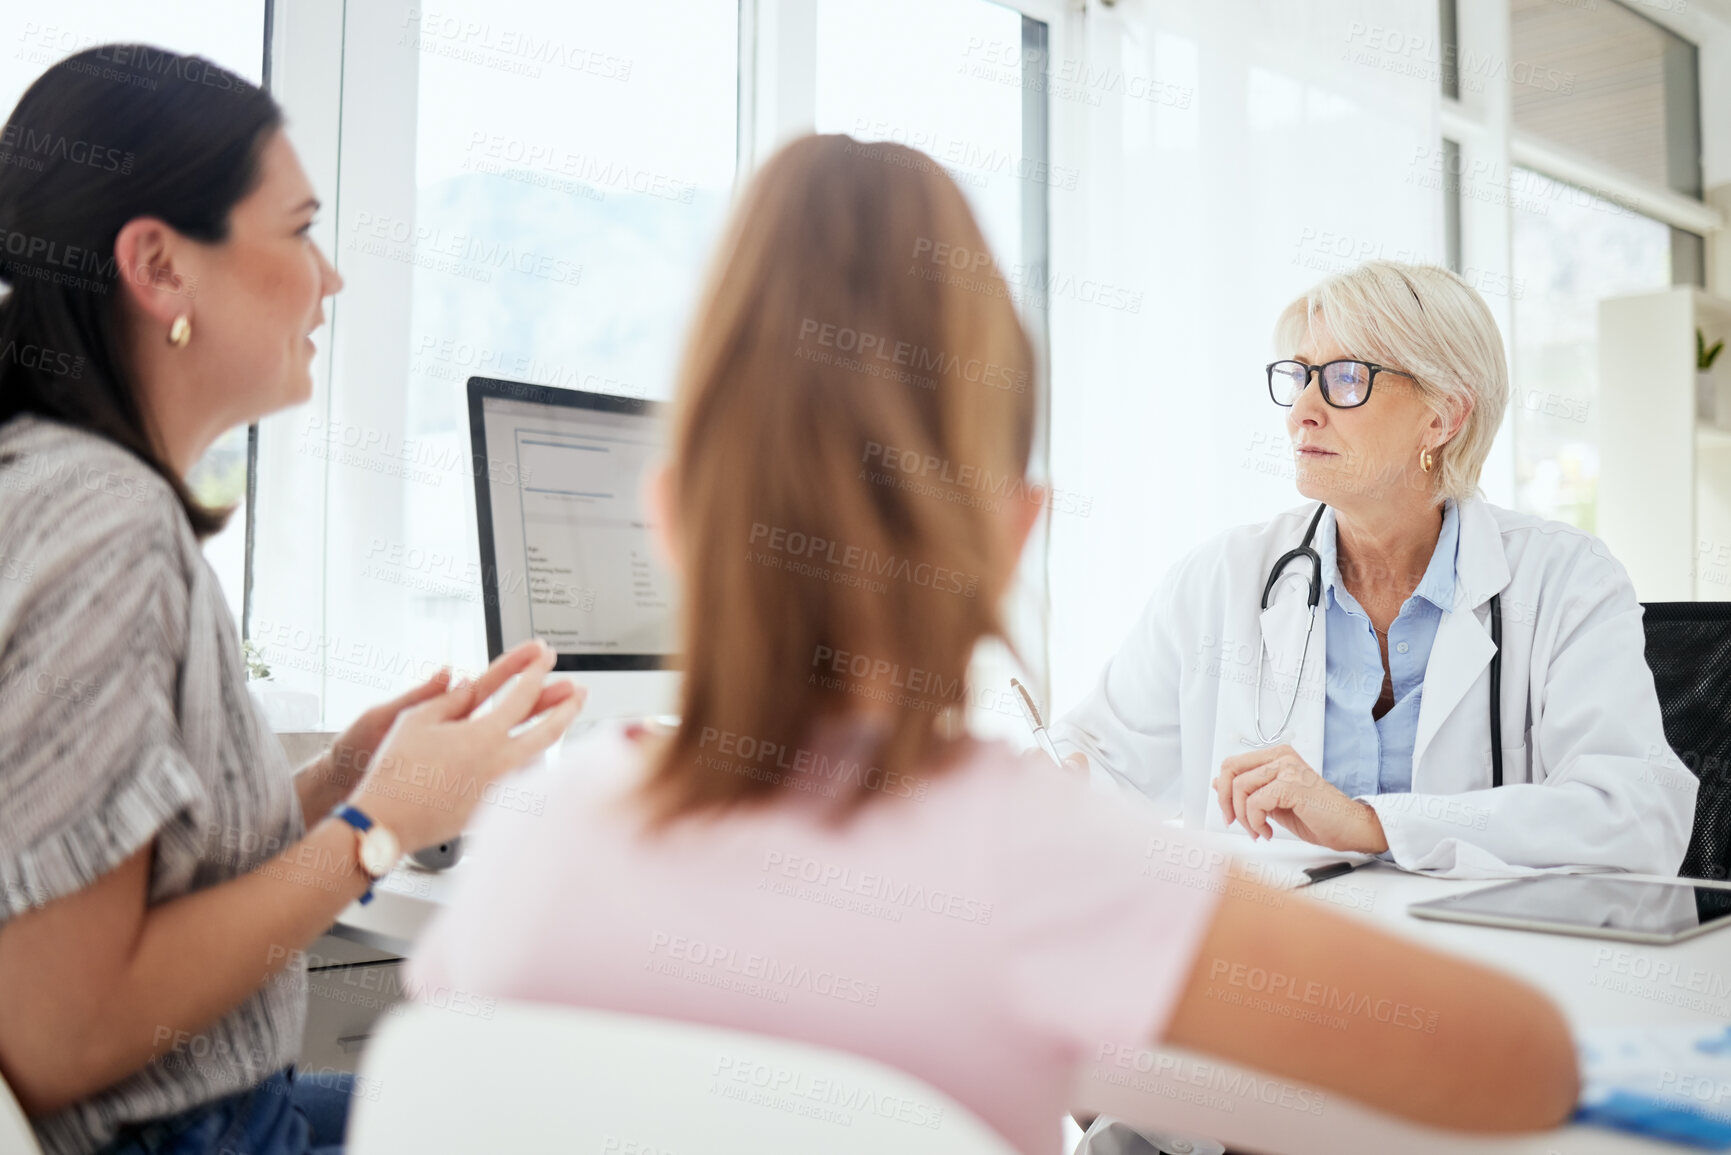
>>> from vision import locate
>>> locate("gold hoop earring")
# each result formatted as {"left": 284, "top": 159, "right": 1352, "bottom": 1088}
{"left": 1418, "top": 446, "right": 1435, "bottom": 474}
{"left": 168, "top": 315, "right": 192, "bottom": 348}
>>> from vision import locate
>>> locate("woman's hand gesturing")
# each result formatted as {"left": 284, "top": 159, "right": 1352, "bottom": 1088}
{"left": 295, "top": 669, "right": 456, "bottom": 818}
{"left": 347, "top": 640, "right": 584, "bottom": 852}
{"left": 1213, "top": 744, "right": 1389, "bottom": 854}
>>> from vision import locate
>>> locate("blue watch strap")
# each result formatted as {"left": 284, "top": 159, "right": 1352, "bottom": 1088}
{"left": 334, "top": 805, "right": 376, "bottom": 904}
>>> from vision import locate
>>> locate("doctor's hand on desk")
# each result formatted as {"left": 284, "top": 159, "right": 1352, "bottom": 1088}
{"left": 1214, "top": 745, "right": 1389, "bottom": 854}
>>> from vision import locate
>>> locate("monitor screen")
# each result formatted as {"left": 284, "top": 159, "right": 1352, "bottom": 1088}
{"left": 469, "top": 378, "right": 677, "bottom": 669}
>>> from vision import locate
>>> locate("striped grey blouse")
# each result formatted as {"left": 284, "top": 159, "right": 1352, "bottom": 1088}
{"left": 0, "top": 416, "right": 306, "bottom": 1155}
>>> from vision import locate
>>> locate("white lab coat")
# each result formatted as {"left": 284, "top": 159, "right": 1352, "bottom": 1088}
{"left": 1052, "top": 499, "right": 1698, "bottom": 877}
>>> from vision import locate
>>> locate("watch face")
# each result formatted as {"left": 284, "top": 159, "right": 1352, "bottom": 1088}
{"left": 359, "top": 825, "right": 401, "bottom": 878}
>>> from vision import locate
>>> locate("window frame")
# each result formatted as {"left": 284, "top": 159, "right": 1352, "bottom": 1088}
{"left": 1433, "top": 0, "right": 1724, "bottom": 505}
{"left": 751, "top": 0, "right": 1070, "bottom": 715}
{"left": 241, "top": 0, "right": 278, "bottom": 640}
{"left": 256, "top": 0, "right": 1070, "bottom": 724}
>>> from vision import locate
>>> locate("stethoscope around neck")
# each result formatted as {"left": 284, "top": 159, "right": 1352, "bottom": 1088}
{"left": 1248, "top": 503, "right": 1506, "bottom": 788}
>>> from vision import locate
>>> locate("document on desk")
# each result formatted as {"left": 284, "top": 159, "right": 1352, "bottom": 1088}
{"left": 1574, "top": 1023, "right": 1731, "bottom": 1149}
{"left": 1157, "top": 821, "right": 1374, "bottom": 891}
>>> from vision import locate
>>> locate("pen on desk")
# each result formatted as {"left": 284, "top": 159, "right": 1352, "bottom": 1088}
{"left": 1302, "top": 860, "right": 1366, "bottom": 886}
{"left": 1010, "top": 678, "right": 1064, "bottom": 765}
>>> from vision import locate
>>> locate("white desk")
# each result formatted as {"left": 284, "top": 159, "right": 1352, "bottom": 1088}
{"left": 334, "top": 857, "right": 1726, "bottom": 1153}
{"left": 328, "top": 860, "right": 457, "bottom": 957}
{"left": 1075, "top": 863, "right": 1729, "bottom": 1154}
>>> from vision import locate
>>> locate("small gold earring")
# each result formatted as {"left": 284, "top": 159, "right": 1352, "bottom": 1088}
{"left": 1419, "top": 446, "right": 1435, "bottom": 474}
{"left": 168, "top": 315, "right": 192, "bottom": 348}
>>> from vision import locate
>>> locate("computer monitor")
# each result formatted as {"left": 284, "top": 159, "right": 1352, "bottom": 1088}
{"left": 468, "top": 376, "right": 680, "bottom": 718}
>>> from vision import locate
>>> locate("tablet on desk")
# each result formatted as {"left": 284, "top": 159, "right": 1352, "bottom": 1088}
{"left": 1409, "top": 875, "right": 1731, "bottom": 944}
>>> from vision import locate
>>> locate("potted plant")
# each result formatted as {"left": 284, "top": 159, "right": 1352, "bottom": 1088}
{"left": 1699, "top": 328, "right": 1725, "bottom": 424}
{"left": 241, "top": 638, "right": 272, "bottom": 681}
{"left": 243, "top": 638, "right": 321, "bottom": 732}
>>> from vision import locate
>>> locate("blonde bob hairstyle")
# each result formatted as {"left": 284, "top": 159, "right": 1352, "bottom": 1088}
{"left": 1273, "top": 261, "right": 1508, "bottom": 503}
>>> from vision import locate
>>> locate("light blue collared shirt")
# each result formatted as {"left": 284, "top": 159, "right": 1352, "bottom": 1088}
{"left": 1318, "top": 501, "right": 1460, "bottom": 797}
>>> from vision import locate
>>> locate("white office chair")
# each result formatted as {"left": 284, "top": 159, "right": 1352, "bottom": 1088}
{"left": 0, "top": 1069, "right": 43, "bottom": 1155}
{"left": 349, "top": 1000, "right": 1018, "bottom": 1155}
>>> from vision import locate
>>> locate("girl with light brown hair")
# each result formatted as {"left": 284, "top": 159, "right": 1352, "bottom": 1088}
{"left": 413, "top": 136, "right": 1578, "bottom": 1154}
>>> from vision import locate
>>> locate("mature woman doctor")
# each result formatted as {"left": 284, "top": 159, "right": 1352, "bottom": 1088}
{"left": 1054, "top": 260, "right": 1696, "bottom": 876}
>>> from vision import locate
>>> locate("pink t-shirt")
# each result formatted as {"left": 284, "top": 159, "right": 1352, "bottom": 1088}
{"left": 410, "top": 724, "right": 1223, "bottom": 1154}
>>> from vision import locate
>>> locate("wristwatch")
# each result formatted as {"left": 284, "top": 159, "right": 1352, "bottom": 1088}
{"left": 335, "top": 805, "right": 401, "bottom": 905}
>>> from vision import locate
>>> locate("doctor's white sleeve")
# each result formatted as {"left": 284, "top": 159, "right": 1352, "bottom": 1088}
{"left": 1049, "top": 567, "right": 1187, "bottom": 806}
{"left": 1363, "top": 553, "right": 1697, "bottom": 877}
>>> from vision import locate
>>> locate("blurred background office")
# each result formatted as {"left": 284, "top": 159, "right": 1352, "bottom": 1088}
{"left": 5, "top": 0, "right": 1724, "bottom": 738}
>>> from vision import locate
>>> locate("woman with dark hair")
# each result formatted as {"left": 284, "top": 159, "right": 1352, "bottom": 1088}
{"left": 0, "top": 46, "right": 581, "bottom": 1155}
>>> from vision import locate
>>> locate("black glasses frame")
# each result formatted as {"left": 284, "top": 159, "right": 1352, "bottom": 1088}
{"left": 1265, "top": 359, "right": 1415, "bottom": 409}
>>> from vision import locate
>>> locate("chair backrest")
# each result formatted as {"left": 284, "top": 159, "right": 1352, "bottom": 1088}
{"left": 1641, "top": 601, "right": 1731, "bottom": 880}
{"left": 0, "top": 1069, "right": 44, "bottom": 1155}
{"left": 348, "top": 1001, "right": 1018, "bottom": 1155}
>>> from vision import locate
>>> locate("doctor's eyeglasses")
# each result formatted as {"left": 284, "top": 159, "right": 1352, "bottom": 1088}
{"left": 1266, "top": 359, "right": 1415, "bottom": 409}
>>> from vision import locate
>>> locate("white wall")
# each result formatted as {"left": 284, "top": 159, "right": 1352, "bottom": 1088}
{"left": 1046, "top": 0, "right": 1444, "bottom": 712}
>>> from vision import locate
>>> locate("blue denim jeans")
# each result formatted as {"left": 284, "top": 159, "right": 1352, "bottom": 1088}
{"left": 100, "top": 1067, "right": 352, "bottom": 1155}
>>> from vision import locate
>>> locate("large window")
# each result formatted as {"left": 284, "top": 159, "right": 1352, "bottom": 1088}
{"left": 812, "top": 0, "right": 1054, "bottom": 733}
{"left": 815, "top": 0, "right": 1039, "bottom": 287}
{"left": 1510, "top": 0, "right": 1701, "bottom": 198}
{"left": 0, "top": 3, "right": 266, "bottom": 625}
{"left": 247, "top": 0, "right": 1060, "bottom": 729}
{"left": 253, "top": 1, "right": 740, "bottom": 724}
{"left": 1496, "top": 0, "right": 1709, "bottom": 532}
{"left": 1511, "top": 169, "right": 1675, "bottom": 530}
